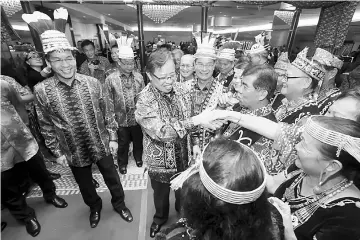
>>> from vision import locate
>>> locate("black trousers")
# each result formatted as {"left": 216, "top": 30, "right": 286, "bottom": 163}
{"left": 69, "top": 155, "right": 125, "bottom": 212}
{"left": 117, "top": 125, "right": 143, "bottom": 167}
{"left": 151, "top": 179, "right": 181, "bottom": 225}
{"left": 1, "top": 152, "right": 56, "bottom": 222}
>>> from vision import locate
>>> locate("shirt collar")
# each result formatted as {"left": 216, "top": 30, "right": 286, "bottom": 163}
{"left": 194, "top": 77, "right": 213, "bottom": 91}
{"left": 55, "top": 73, "right": 84, "bottom": 87}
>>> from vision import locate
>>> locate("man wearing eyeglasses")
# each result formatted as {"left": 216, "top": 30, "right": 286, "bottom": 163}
{"left": 183, "top": 33, "right": 226, "bottom": 155}
{"left": 214, "top": 44, "right": 238, "bottom": 91}
{"left": 34, "top": 35, "right": 133, "bottom": 228}
{"left": 273, "top": 47, "right": 323, "bottom": 124}
{"left": 105, "top": 36, "right": 145, "bottom": 175}
{"left": 179, "top": 54, "right": 195, "bottom": 82}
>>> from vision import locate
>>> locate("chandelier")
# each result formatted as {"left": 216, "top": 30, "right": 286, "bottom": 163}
{"left": 128, "top": 4, "right": 189, "bottom": 24}
{"left": 0, "top": 0, "right": 22, "bottom": 16}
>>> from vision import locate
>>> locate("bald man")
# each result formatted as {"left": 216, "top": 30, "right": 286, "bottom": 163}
{"left": 179, "top": 54, "right": 195, "bottom": 82}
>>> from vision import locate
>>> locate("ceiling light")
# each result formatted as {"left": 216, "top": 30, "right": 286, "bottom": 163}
{"left": 108, "top": 13, "right": 111, "bottom": 15}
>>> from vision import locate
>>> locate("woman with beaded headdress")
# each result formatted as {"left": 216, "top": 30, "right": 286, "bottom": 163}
{"left": 163, "top": 139, "right": 283, "bottom": 240}
{"left": 269, "top": 116, "right": 360, "bottom": 240}
{"left": 209, "top": 107, "right": 360, "bottom": 239}
{"left": 273, "top": 47, "right": 324, "bottom": 124}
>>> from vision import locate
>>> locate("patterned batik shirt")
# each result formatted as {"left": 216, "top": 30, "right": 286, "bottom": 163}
{"left": 1, "top": 79, "right": 39, "bottom": 172}
{"left": 183, "top": 77, "right": 224, "bottom": 151}
{"left": 105, "top": 70, "right": 145, "bottom": 127}
{"left": 274, "top": 93, "right": 320, "bottom": 124}
{"left": 221, "top": 104, "right": 281, "bottom": 174}
{"left": 79, "top": 55, "right": 110, "bottom": 85}
{"left": 317, "top": 88, "right": 341, "bottom": 115}
{"left": 135, "top": 83, "right": 194, "bottom": 183}
{"left": 34, "top": 73, "right": 118, "bottom": 167}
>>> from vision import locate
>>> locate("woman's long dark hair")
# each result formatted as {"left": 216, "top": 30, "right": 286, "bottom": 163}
{"left": 314, "top": 116, "right": 360, "bottom": 189}
{"left": 182, "top": 139, "right": 274, "bottom": 240}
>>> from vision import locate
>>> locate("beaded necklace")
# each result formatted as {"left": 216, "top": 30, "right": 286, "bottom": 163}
{"left": 282, "top": 173, "right": 353, "bottom": 229}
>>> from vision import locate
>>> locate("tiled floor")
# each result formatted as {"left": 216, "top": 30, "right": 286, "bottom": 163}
{"left": 1, "top": 156, "right": 180, "bottom": 240}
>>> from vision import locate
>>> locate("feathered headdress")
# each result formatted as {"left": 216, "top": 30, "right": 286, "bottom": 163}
{"left": 246, "top": 30, "right": 271, "bottom": 55}
{"left": 217, "top": 41, "right": 241, "bottom": 61}
{"left": 115, "top": 33, "right": 134, "bottom": 59}
{"left": 193, "top": 32, "right": 217, "bottom": 59}
{"left": 22, "top": 7, "right": 76, "bottom": 54}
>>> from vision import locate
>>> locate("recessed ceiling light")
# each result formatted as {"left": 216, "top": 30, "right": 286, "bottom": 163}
{"left": 83, "top": 16, "right": 86, "bottom": 18}
{"left": 108, "top": 14, "right": 111, "bottom": 15}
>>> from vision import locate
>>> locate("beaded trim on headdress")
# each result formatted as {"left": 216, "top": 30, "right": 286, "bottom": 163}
{"left": 312, "top": 48, "right": 343, "bottom": 70}
{"left": 170, "top": 141, "right": 267, "bottom": 205}
{"left": 116, "top": 34, "right": 134, "bottom": 59}
{"left": 304, "top": 116, "right": 360, "bottom": 161}
{"left": 217, "top": 48, "right": 236, "bottom": 61}
{"left": 291, "top": 47, "right": 326, "bottom": 82}
{"left": 246, "top": 30, "right": 271, "bottom": 55}
{"left": 193, "top": 32, "right": 217, "bottom": 59}
{"left": 274, "top": 52, "right": 289, "bottom": 71}
{"left": 22, "top": 8, "right": 76, "bottom": 54}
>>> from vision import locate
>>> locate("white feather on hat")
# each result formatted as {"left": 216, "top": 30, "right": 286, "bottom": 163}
{"left": 116, "top": 34, "right": 134, "bottom": 59}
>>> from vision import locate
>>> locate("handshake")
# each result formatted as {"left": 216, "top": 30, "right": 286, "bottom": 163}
{"left": 192, "top": 108, "right": 237, "bottom": 131}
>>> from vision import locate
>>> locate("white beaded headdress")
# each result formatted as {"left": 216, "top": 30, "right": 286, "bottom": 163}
{"left": 116, "top": 34, "right": 134, "bottom": 59}
{"left": 193, "top": 32, "right": 217, "bottom": 59}
{"left": 217, "top": 41, "right": 240, "bottom": 61}
{"left": 304, "top": 116, "right": 360, "bottom": 161}
{"left": 22, "top": 8, "right": 76, "bottom": 54}
{"left": 170, "top": 141, "right": 267, "bottom": 205}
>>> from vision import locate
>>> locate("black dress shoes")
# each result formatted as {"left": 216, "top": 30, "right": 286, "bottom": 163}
{"left": 92, "top": 178, "right": 100, "bottom": 188}
{"left": 25, "top": 218, "right": 41, "bottom": 237}
{"left": 150, "top": 222, "right": 162, "bottom": 238}
{"left": 136, "top": 161, "right": 143, "bottom": 167}
{"left": 89, "top": 211, "right": 101, "bottom": 228}
{"left": 48, "top": 171, "right": 61, "bottom": 180}
{"left": 119, "top": 166, "right": 127, "bottom": 175}
{"left": 115, "top": 207, "right": 133, "bottom": 222}
{"left": 46, "top": 195, "right": 68, "bottom": 208}
{"left": 1, "top": 222, "right": 7, "bottom": 232}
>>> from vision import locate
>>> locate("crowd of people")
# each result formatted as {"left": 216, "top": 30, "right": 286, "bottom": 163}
{"left": 1, "top": 7, "right": 360, "bottom": 240}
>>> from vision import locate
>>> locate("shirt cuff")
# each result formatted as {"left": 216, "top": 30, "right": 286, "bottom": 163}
{"left": 171, "top": 118, "right": 194, "bottom": 139}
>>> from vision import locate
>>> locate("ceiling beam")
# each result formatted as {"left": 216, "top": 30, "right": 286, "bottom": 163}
{"left": 58, "top": 3, "right": 132, "bottom": 30}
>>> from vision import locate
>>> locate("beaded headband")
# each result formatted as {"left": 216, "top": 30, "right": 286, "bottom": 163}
{"left": 304, "top": 116, "right": 360, "bottom": 161}
{"left": 274, "top": 52, "right": 289, "bottom": 71}
{"left": 291, "top": 47, "right": 326, "bottom": 82}
{"left": 170, "top": 141, "right": 267, "bottom": 205}
{"left": 217, "top": 48, "right": 236, "bottom": 61}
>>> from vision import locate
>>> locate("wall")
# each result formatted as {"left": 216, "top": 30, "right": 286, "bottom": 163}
{"left": 141, "top": 31, "right": 193, "bottom": 44}
{"left": 71, "top": 17, "right": 99, "bottom": 45}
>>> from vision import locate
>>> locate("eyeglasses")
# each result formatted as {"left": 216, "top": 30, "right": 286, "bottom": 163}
{"left": 48, "top": 57, "right": 76, "bottom": 65}
{"left": 180, "top": 64, "right": 194, "bottom": 69}
{"left": 152, "top": 72, "right": 177, "bottom": 82}
{"left": 27, "top": 55, "right": 42, "bottom": 60}
{"left": 195, "top": 63, "right": 214, "bottom": 69}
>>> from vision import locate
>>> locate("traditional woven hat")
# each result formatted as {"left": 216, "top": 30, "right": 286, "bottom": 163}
{"left": 193, "top": 32, "right": 217, "bottom": 59}
{"left": 116, "top": 34, "right": 134, "bottom": 59}
{"left": 22, "top": 8, "right": 76, "bottom": 54}
{"left": 313, "top": 48, "right": 343, "bottom": 70}
{"left": 274, "top": 52, "right": 289, "bottom": 71}
{"left": 217, "top": 48, "right": 236, "bottom": 61}
{"left": 291, "top": 47, "right": 326, "bottom": 82}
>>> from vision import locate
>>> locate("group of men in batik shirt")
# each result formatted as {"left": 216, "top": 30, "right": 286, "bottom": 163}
{"left": 1, "top": 8, "right": 138, "bottom": 237}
